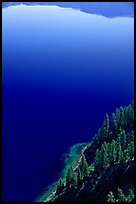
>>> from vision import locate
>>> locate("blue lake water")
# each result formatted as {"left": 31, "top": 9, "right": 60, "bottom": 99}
{"left": 2, "top": 3, "right": 134, "bottom": 202}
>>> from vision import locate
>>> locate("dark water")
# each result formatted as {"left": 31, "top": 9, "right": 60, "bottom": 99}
{"left": 2, "top": 3, "right": 134, "bottom": 202}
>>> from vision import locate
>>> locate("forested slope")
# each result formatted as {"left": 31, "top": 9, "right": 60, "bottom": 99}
{"left": 43, "top": 102, "right": 134, "bottom": 202}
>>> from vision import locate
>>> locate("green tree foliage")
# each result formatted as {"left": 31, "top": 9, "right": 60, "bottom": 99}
{"left": 107, "top": 191, "right": 116, "bottom": 202}
{"left": 126, "top": 130, "right": 134, "bottom": 147}
{"left": 107, "top": 188, "right": 134, "bottom": 202}
{"left": 94, "top": 149, "right": 101, "bottom": 171}
{"left": 52, "top": 102, "right": 134, "bottom": 202}
{"left": 128, "top": 142, "right": 134, "bottom": 160}
{"left": 123, "top": 149, "right": 129, "bottom": 162}
{"left": 120, "top": 130, "right": 126, "bottom": 151}
{"left": 129, "top": 130, "right": 134, "bottom": 143}
{"left": 124, "top": 104, "right": 134, "bottom": 132}
{"left": 103, "top": 114, "right": 110, "bottom": 141}
{"left": 66, "top": 167, "right": 77, "bottom": 189}
{"left": 115, "top": 108, "right": 121, "bottom": 130}
{"left": 112, "top": 104, "right": 134, "bottom": 134}
{"left": 97, "top": 128, "right": 103, "bottom": 144}
{"left": 117, "top": 188, "right": 126, "bottom": 202}
{"left": 101, "top": 143, "right": 109, "bottom": 168}
{"left": 111, "top": 113, "right": 118, "bottom": 135}
{"left": 80, "top": 155, "right": 89, "bottom": 177}
{"left": 93, "top": 102, "right": 134, "bottom": 168}
{"left": 109, "top": 140, "right": 117, "bottom": 165}
{"left": 126, "top": 189, "right": 134, "bottom": 202}
{"left": 120, "top": 106, "right": 125, "bottom": 128}
{"left": 116, "top": 142, "right": 123, "bottom": 163}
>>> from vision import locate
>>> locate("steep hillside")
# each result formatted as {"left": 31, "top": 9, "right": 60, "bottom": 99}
{"left": 40, "top": 102, "right": 134, "bottom": 202}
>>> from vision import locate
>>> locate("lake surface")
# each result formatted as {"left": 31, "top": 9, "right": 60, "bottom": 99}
{"left": 2, "top": 3, "right": 134, "bottom": 202}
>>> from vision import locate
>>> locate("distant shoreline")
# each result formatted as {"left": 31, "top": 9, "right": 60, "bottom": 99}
{"left": 2, "top": 2, "right": 134, "bottom": 18}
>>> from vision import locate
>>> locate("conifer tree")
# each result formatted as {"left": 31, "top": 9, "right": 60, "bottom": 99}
{"left": 109, "top": 140, "right": 116, "bottom": 164}
{"left": 101, "top": 144, "right": 109, "bottom": 168}
{"left": 81, "top": 155, "right": 89, "bottom": 177}
{"left": 126, "top": 189, "right": 134, "bottom": 202}
{"left": 103, "top": 114, "right": 110, "bottom": 141}
{"left": 123, "top": 149, "right": 129, "bottom": 162}
{"left": 94, "top": 149, "right": 101, "bottom": 171}
{"left": 115, "top": 108, "right": 121, "bottom": 129}
{"left": 97, "top": 128, "right": 103, "bottom": 144}
{"left": 120, "top": 106, "right": 125, "bottom": 129}
{"left": 126, "top": 132, "right": 130, "bottom": 147}
{"left": 129, "top": 130, "right": 134, "bottom": 142}
{"left": 117, "top": 188, "right": 126, "bottom": 202}
{"left": 107, "top": 191, "right": 116, "bottom": 202}
{"left": 103, "top": 142, "right": 108, "bottom": 152}
{"left": 126, "top": 131, "right": 134, "bottom": 147}
{"left": 128, "top": 142, "right": 134, "bottom": 160}
{"left": 111, "top": 113, "right": 118, "bottom": 135}
{"left": 66, "top": 166, "right": 77, "bottom": 188}
{"left": 117, "top": 132, "right": 121, "bottom": 144}
{"left": 129, "top": 105, "right": 134, "bottom": 131}
{"left": 126, "top": 104, "right": 134, "bottom": 132}
{"left": 120, "top": 130, "right": 126, "bottom": 151}
{"left": 116, "top": 143, "right": 123, "bottom": 163}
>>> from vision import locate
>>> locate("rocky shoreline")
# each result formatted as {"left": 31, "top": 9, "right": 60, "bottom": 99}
{"left": 36, "top": 143, "right": 89, "bottom": 202}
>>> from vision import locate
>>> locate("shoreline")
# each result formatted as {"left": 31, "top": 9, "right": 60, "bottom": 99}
{"left": 35, "top": 142, "right": 90, "bottom": 202}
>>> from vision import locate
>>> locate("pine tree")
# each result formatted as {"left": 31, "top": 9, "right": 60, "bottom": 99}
{"left": 126, "top": 189, "right": 134, "bottom": 202}
{"left": 117, "top": 132, "right": 121, "bottom": 144}
{"left": 115, "top": 108, "right": 121, "bottom": 130}
{"left": 109, "top": 140, "right": 116, "bottom": 165}
{"left": 117, "top": 143, "right": 123, "bottom": 163}
{"left": 101, "top": 144, "right": 109, "bottom": 168}
{"left": 129, "top": 130, "right": 134, "bottom": 143}
{"left": 94, "top": 149, "right": 101, "bottom": 171}
{"left": 120, "top": 106, "right": 125, "bottom": 129}
{"left": 107, "top": 191, "right": 116, "bottom": 202}
{"left": 103, "top": 114, "right": 110, "bottom": 141}
{"left": 111, "top": 113, "right": 118, "bottom": 135}
{"left": 129, "top": 105, "right": 134, "bottom": 131}
{"left": 80, "top": 155, "right": 89, "bottom": 177}
{"left": 126, "top": 104, "right": 134, "bottom": 132}
{"left": 97, "top": 128, "right": 103, "bottom": 144}
{"left": 120, "top": 129, "right": 126, "bottom": 151}
{"left": 126, "top": 132, "right": 130, "bottom": 147}
{"left": 66, "top": 166, "right": 77, "bottom": 189}
{"left": 128, "top": 142, "right": 134, "bottom": 160}
{"left": 123, "top": 149, "right": 129, "bottom": 162}
{"left": 117, "top": 188, "right": 126, "bottom": 202}
{"left": 126, "top": 130, "right": 134, "bottom": 146}
{"left": 103, "top": 142, "right": 108, "bottom": 152}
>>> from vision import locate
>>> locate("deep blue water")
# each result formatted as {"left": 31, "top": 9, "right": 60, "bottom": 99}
{"left": 2, "top": 3, "right": 134, "bottom": 202}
